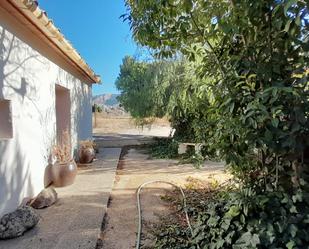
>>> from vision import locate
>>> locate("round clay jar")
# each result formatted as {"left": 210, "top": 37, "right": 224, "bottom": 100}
{"left": 79, "top": 147, "right": 95, "bottom": 164}
{"left": 51, "top": 160, "right": 77, "bottom": 187}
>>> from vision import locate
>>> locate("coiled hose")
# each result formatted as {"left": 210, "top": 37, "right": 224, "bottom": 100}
{"left": 135, "top": 180, "right": 200, "bottom": 249}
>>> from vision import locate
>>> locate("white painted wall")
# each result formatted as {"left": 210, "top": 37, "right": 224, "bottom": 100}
{"left": 0, "top": 23, "right": 93, "bottom": 216}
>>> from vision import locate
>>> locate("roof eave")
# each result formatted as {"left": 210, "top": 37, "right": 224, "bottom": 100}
{"left": 8, "top": 0, "right": 101, "bottom": 84}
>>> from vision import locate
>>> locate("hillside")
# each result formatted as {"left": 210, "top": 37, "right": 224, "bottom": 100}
{"left": 93, "top": 94, "right": 120, "bottom": 107}
{"left": 93, "top": 94, "right": 127, "bottom": 115}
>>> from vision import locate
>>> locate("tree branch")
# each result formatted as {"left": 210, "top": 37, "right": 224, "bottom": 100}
{"left": 189, "top": 12, "right": 226, "bottom": 78}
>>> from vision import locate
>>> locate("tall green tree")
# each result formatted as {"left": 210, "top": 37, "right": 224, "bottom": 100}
{"left": 115, "top": 56, "right": 176, "bottom": 132}
{"left": 116, "top": 56, "right": 215, "bottom": 142}
{"left": 123, "top": 0, "right": 309, "bottom": 185}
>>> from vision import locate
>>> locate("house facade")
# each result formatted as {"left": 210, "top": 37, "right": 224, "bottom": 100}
{"left": 0, "top": 0, "right": 100, "bottom": 217}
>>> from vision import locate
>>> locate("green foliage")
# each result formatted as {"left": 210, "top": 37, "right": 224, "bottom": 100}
{"left": 116, "top": 56, "right": 214, "bottom": 143}
{"left": 152, "top": 182, "right": 309, "bottom": 249}
{"left": 122, "top": 1, "right": 309, "bottom": 247}
{"left": 115, "top": 56, "right": 170, "bottom": 119}
{"left": 152, "top": 219, "right": 191, "bottom": 249}
{"left": 92, "top": 104, "right": 103, "bottom": 113}
{"left": 149, "top": 137, "right": 212, "bottom": 167}
{"left": 148, "top": 138, "right": 179, "bottom": 159}
{"left": 180, "top": 153, "right": 205, "bottom": 168}
{"left": 149, "top": 138, "right": 207, "bottom": 168}
{"left": 123, "top": 0, "right": 309, "bottom": 185}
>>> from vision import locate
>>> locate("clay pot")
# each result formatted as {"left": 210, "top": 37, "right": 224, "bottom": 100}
{"left": 79, "top": 147, "right": 95, "bottom": 164}
{"left": 51, "top": 160, "right": 77, "bottom": 187}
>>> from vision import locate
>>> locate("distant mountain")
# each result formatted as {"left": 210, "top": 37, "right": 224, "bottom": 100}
{"left": 93, "top": 94, "right": 120, "bottom": 107}
{"left": 93, "top": 94, "right": 127, "bottom": 116}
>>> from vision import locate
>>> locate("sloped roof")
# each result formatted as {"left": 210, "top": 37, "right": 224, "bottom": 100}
{"left": 3, "top": 0, "right": 101, "bottom": 84}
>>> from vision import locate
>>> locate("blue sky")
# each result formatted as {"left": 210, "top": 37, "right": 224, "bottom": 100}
{"left": 38, "top": 0, "right": 137, "bottom": 96}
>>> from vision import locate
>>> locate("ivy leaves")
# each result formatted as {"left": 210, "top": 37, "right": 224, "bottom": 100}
{"left": 150, "top": 183, "right": 308, "bottom": 249}
{"left": 187, "top": 187, "right": 309, "bottom": 249}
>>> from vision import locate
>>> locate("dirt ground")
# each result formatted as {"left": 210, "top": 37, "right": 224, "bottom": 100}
{"left": 100, "top": 148, "right": 229, "bottom": 249}
{"left": 93, "top": 114, "right": 172, "bottom": 137}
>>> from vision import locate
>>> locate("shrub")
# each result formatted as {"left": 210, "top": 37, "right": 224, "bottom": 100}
{"left": 152, "top": 181, "right": 309, "bottom": 249}
{"left": 148, "top": 137, "right": 179, "bottom": 159}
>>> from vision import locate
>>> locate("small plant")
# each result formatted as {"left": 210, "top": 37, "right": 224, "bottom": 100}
{"left": 50, "top": 130, "right": 77, "bottom": 187}
{"left": 148, "top": 137, "right": 179, "bottom": 159}
{"left": 92, "top": 104, "right": 103, "bottom": 113}
{"left": 78, "top": 140, "right": 97, "bottom": 164}
{"left": 179, "top": 150, "right": 205, "bottom": 168}
{"left": 79, "top": 140, "right": 99, "bottom": 153}
{"left": 52, "top": 130, "right": 72, "bottom": 164}
{"left": 79, "top": 140, "right": 95, "bottom": 150}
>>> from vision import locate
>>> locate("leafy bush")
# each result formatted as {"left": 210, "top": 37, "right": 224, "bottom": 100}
{"left": 178, "top": 147, "right": 206, "bottom": 168}
{"left": 92, "top": 104, "right": 103, "bottom": 113}
{"left": 148, "top": 138, "right": 179, "bottom": 159}
{"left": 192, "top": 188, "right": 309, "bottom": 249}
{"left": 122, "top": 1, "right": 309, "bottom": 246}
{"left": 152, "top": 181, "right": 309, "bottom": 249}
{"left": 149, "top": 138, "right": 214, "bottom": 168}
{"left": 151, "top": 221, "right": 191, "bottom": 249}
{"left": 123, "top": 0, "right": 309, "bottom": 185}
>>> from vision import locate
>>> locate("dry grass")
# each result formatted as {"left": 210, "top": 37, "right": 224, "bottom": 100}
{"left": 52, "top": 130, "right": 72, "bottom": 163}
{"left": 92, "top": 113, "right": 171, "bottom": 135}
{"left": 79, "top": 140, "right": 95, "bottom": 149}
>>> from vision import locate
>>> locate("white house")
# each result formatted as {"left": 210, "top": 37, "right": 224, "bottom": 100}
{"left": 0, "top": 0, "right": 100, "bottom": 217}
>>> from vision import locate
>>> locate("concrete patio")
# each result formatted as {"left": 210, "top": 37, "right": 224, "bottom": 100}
{"left": 0, "top": 148, "right": 121, "bottom": 249}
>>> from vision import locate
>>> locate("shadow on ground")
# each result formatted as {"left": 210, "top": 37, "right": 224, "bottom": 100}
{"left": 0, "top": 148, "right": 121, "bottom": 249}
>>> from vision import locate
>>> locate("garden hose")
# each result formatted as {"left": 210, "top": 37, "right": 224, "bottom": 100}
{"left": 135, "top": 180, "right": 200, "bottom": 249}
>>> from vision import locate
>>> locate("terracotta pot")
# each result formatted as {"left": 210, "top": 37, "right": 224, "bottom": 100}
{"left": 51, "top": 160, "right": 77, "bottom": 187}
{"left": 79, "top": 147, "right": 95, "bottom": 164}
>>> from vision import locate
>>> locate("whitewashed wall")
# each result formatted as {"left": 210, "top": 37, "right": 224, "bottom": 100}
{"left": 0, "top": 24, "right": 92, "bottom": 217}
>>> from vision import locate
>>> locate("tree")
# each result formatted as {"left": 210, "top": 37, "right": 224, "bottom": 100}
{"left": 116, "top": 55, "right": 215, "bottom": 142}
{"left": 120, "top": 2, "right": 309, "bottom": 247}
{"left": 116, "top": 56, "right": 167, "bottom": 118}
{"left": 92, "top": 104, "right": 103, "bottom": 113}
{"left": 123, "top": 0, "right": 309, "bottom": 185}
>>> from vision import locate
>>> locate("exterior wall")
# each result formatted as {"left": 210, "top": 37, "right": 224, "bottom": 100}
{"left": 0, "top": 23, "right": 92, "bottom": 216}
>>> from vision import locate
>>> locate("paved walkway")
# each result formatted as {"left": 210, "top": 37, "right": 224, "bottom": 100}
{"left": 101, "top": 148, "right": 228, "bottom": 249}
{"left": 0, "top": 148, "right": 121, "bottom": 249}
